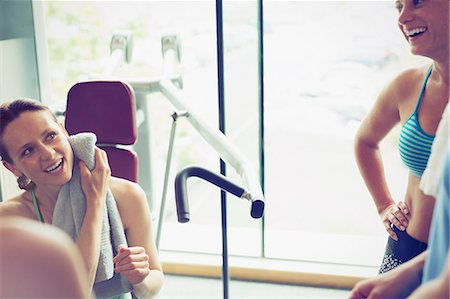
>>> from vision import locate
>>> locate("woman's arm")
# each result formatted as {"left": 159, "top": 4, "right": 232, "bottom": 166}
{"left": 354, "top": 73, "right": 409, "bottom": 240}
{"left": 349, "top": 251, "right": 427, "bottom": 299}
{"left": 408, "top": 252, "right": 450, "bottom": 298}
{"left": 112, "top": 178, "right": 164, "bottom": 299}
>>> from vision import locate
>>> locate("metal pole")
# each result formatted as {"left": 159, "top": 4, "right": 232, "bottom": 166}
{"left": 156, "top": 111, "right": 188, "bottom": 250}
{"left": 257, "top": 0, "right": 266, "bottom": 258}
{"left": 215, "top": 1, "right": 229, "bottom": 298}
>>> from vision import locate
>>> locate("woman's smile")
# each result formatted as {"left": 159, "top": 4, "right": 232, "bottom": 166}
{"left": 43, "top": 158, "right": 64, "bottom": 174}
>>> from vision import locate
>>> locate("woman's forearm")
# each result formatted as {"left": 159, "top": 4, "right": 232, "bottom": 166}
{"left": 355, "top": 139, "right": 395, "bottom": 213}
{"left": 399, "top": 250, "right": 428, "bottom": 296}
{"left": 408, "top": 253, "right": 450, "bottom": 299}
{"left": 132, "top": 270, "right": 164, "bottom": 299}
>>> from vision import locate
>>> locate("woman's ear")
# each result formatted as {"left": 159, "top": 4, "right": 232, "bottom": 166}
{"left": 2, "top": 161, "right": 23, "bottom": 178}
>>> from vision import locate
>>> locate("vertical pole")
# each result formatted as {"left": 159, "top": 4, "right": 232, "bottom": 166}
{"left": 257, "top": 0, "right": 266, "bottom": 258}
{"left": 215, "top": 1, "right": 229, "bottom": 298}
{"left": 156, "top": 112, "right": 182, "bottom": 250}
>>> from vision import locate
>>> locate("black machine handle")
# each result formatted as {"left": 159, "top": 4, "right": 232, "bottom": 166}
{"left": 174, "top": 166, "right": 264, "bottom": 223}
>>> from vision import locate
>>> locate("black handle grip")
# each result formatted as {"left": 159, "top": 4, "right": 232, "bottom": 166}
{"left": 251, "top": 198, "right": 264, "bottom": 219}
{"left": 174, "top": 166, "right": 246, "bottom": 223}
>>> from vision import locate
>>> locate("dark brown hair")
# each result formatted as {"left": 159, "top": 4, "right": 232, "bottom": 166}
{"left": 0, "top": 99, "right": 56, "bottom": 190}
{"left": 0, "top": 99, "right": 54, "bottom": 163}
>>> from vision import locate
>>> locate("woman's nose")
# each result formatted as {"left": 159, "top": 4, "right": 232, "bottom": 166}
{"left": 39, "top": 144, "right": 56, "bottom": 160}
{"left": 398, "top": 5, "right": 414, "bottom": 26}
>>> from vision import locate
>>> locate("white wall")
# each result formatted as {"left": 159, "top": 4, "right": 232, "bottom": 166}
{"left": 0, "top": 0, "right": 41, "bottom": 201}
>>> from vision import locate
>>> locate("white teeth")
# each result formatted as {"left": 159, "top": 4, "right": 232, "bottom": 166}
{"left": 405, "top": 27, "right": 427, "bottom": 37}
{"left": 44, "top": 159, "right": 62, "bottom": 172}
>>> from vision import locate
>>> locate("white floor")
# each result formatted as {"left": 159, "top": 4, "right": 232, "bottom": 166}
{"left": 157, "top": 274, "right": 351, "bottom": 299}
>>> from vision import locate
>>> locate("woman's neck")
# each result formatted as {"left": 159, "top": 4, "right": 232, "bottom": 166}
{"left": 33, "top": 185, "right": 61, "bottom": 207}
{"left": 432, "top": 60, "right": 450, "bottom": 88}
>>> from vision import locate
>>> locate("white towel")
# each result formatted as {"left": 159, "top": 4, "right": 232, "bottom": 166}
{"left": 53, "top": 132, "right": 133, "bottom": 298}
{"left": 420, "top": 103, "right": 449, "bottom": 197}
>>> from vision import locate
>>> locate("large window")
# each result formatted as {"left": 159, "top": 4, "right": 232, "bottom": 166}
{"left": 43, "top": 1, "right": 428, "bottom": 268}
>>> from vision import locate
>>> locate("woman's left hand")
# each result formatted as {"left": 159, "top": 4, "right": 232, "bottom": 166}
{"left": 113, "top": 244, "right": 150, "bottom": 285}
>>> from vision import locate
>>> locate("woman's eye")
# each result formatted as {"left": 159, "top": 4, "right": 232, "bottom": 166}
{"left": 21, "top": 147, "right": 33, "bottom": 157}
{"left": 46, "top": 132, "right": 57, "bottom": 141}
{"left": 414, "top": 0, "right": 424, "bottom": 5}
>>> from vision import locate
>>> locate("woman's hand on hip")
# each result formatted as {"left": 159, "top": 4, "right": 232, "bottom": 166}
{"left": 380, "top": 201, "right": 409, "bottom": 241}
{"left": 79, "top": 147, "right": 111, "bottom": 207}
{"left": 113, "top": 244, "right": 150, "bottom": 285}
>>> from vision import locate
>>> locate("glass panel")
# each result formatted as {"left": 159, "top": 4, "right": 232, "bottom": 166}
{"left": 222, "top": 1, "right": 262, "bottom": 257}
{"left": 263, "top": 1, "right": 429, "bottom": 266}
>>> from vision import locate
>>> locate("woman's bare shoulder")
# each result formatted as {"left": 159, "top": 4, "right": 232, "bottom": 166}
{"left": 109, "top": 177, "right": 148, "bottom": 209}
{"left": 372, "top": 66, "right": 429, "bottom": 115}
{"left": 109, "top": 177, "right": 151, "bottom": 229}
{"left": 0, "top": 193, "right": 35, "bottom": 219}
{"left": 386, "top": 66, "right": 429, "bottom": 98}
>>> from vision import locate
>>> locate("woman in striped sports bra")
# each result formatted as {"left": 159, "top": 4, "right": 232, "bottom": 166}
{"left": 354, "top": 0, "right": 449, "bottom": 274}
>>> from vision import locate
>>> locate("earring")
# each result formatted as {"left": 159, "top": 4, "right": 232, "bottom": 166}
{"left": 17, "top": 175, "right": 32, "bottom": 190}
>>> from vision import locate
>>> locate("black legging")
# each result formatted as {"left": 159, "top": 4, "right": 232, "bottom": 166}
{"left": 379, "top": 226, "right": 428, "bottom": 274}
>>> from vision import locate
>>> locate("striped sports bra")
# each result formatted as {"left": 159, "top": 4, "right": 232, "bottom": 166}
{"left": 31, "top": 189, "right": 45, "bottom": 223}
{"left": 398, "top": 67, "right": 435, "bottom": 177}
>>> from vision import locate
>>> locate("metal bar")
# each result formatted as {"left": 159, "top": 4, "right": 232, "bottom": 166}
{"left": 159, "top": 79, "right": 264, "bottom": 207}
{"left": 156, "top": 111, "right": 187, "bottom": 250}
{"left": 215, "top": 0, "right": 229, "bottom": 297}
{"left": 174, "top": 166, "right": 246, "bottom": 223}
{"left": 257, "top": 0, "right": 266, "bottom": 258}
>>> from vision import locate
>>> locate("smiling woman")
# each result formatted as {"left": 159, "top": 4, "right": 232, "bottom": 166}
{"left": 0, "top": 98, "right": 164, "bottom": 299}
{"left": 354, "top": 0, "right": 449, "bottom": 273}
{"left": 0, "top": 100, "right": 73, "bottom": 193}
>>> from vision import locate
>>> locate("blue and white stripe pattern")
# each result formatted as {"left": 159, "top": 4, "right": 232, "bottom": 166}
{"left": 399, "top": 114, "right": 435, "bottom": 177}
{"left": 398, "top": 66, "right": 434, "bottom": 177}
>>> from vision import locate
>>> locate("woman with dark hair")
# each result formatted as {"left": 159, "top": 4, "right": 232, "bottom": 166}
{"left": 0, "top": 98, "right": 164, "bottom": 299}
